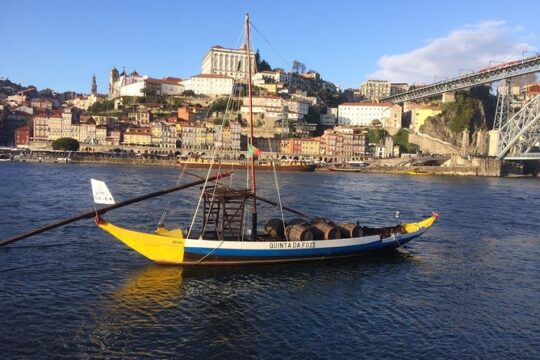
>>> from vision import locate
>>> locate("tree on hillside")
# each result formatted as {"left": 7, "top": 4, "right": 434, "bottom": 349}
{"left": 292, "top": 60, "right": 306, "bottom": 73}
{"left": 367, "top": 129, "right": 387, "bottom": 145}
{"left": 141, "top": 86, "right": 157, "bottom": 97}
{"left": 255, "top": 49, "right": 272, "bottom": 72}
{"left": 52, "top": 137, "right": 79, "bottom": 151}
{"left": 443, "top": 94, "right": 475, "bottom": 133}
{"left": 88, "top": 100, "right": 114, "bottom": 113}
{"left": 392, "top": 128, "right": 412, "bottom": 152}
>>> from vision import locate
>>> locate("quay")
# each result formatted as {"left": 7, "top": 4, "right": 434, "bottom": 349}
{"left": 3, "top": 148, "right": 538, "bottom": 177}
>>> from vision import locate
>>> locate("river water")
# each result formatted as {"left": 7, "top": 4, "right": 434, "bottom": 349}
{"left": 0, "top": 162, "right": 539, "bottom": 359}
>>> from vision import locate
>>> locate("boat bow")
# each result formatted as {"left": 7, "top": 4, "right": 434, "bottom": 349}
{"left": 95, "top": 217, "right": 185, "bottom": 264}
{"left": 401, "top": 212, "right": 439, "bottom": 234}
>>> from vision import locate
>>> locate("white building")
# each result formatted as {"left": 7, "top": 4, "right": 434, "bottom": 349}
{"left": 284, "top": 99, "right": 309, "bottom": 116}
{"left": 253, "top": 70, "right": 292, "bottom": 85}
{"left": 359, "top": 80, "right": 391, "bottom": 100}
{"left": 67, "top": 93, "right": 106, "bottom": 110}
{"left": 201, "top": 45, "right": 255, "bottom": 79}
{"left": 338, "top": 102, "right": 402, "bottom": 128}
{"left": 240, "top": 96, "right": 310, "bottom": 122}
{"left": 119, "top": 77, "right": 184, "bottom": 97}
{"left": 320, "top": 108, "right": 338, "bottom": 126}
{"left": 182, "top": 74, "right": 234, "bottom": 96}
{"left": 108, "top": 67, "right": 183, "bottom": 98}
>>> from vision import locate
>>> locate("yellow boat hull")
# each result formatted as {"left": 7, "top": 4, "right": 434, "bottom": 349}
{"left": 96, "top": 218, "right": 185, "bottom": 264}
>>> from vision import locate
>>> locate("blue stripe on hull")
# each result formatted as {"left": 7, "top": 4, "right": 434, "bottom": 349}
{"left": 185, "top": 233, "right": 420, "bottom": 258}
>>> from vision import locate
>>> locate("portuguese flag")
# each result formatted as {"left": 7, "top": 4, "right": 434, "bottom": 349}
{"left": 247, "top": 143, "right": 262, "bottom": 156}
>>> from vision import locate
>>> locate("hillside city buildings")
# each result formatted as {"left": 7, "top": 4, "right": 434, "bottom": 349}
{"left": 3, "top": 42, "right": 537, "bottom": 161}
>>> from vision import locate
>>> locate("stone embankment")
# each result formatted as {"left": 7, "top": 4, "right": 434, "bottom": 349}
{"left": 409, "top": 132, "right": 460, "bottom": 155}
{"left": 364, "top": 158, "right": 502, "bottom": 177}
{"left": 71, "top": 157, "right": 179, "bottom": 167}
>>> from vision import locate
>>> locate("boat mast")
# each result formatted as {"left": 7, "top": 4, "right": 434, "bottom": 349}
{"left": 245, "top": 13, "right": 257, "bottom": 240}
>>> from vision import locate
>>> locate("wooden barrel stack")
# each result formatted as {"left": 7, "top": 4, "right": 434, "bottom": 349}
{"left": 285, "top": 223, "right": 313, "bottom": 241}
{"left": 265, "top": 218, "right": 361, "bottom": 241}
{"left": 310, "top": 218, "right": 340, "bottom": 240}
{"left": 338, "top": 222, "right": 362, "bottom": 238}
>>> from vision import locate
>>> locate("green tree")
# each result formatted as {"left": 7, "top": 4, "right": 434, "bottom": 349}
{"left": 88, "top": 100, "right": 114, "bottom": 113}
{"left": 392, "top": 128, "right": 411, "bottom": 151}
{"left": 52, "top": 137, "right": 79, "bottom": 151}
{"left": 443, "top": 94, "right": 476, "bottom": 133}
{"left": 255, "top": 49, "right": 272, "bottom": 72}
{"left": 141, "top": 86, "right": 157, "bottom": 97}
{"left": 294, "top": 62, "right": 306, "bottom": 74}
{"left": 212, "top": 98, "right": 242, "bottom": 112}
{"left": 182, "top": 90, "right": 195, "bottom": 97}
{"left": 367, "top": 129, "right": 387, "bottom": 144}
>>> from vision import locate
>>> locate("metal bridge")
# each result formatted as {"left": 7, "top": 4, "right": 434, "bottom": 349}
{"left": 496, "top": 95, "right": 540, "bottom": 160}
{"left": 381, "top": 55, "right": 540, "bottom": 103}
{"left": 379, "top": 55, "right": 540, "bottom": 160}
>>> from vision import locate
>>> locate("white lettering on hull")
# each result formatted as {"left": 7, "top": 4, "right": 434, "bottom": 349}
{"left": 268, "top": 241, "right": 315, "bottom": 249}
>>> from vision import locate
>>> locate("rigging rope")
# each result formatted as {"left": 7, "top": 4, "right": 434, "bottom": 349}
{"left": 157, "top": 162, "right": 188, "bottom": 226}
{"left": 267, "top": 138, "right": 288, "bottom": 241}
{"left": 249, "top": 21, "right": 330, "bottom": 108}
{"left": 186, "top": 160, "right": 214, "bottom": 239}
{"left": 200, "top": 160, "right": 223, "bottom": 236}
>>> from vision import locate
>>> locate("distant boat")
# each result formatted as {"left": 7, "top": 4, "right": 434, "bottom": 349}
{"left": 327, "top": 161, "right": 365, "bottom": 172}
{"left": 176, "top": 159, "right": 316, "bottom": 172}
{"left": 55, "top": 151, "right": 72, "bottom": 164}
{"left": 406, "top": 169, "right": 430, "bottom": 175}
{"left": 0, "top": 154, "right": 11, "bottom": 162}
{"left": 327, "top": 166, "right": 363, "bottom": 173}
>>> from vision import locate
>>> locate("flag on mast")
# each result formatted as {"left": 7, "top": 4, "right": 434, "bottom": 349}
{"left": 90, "top": 179, "right": 116, "bottom": 204}
{"left": 247, "top": 143, "right": 262, "bottom": 157}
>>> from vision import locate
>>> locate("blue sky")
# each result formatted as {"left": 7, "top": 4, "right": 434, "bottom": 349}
{"left": 1, "top": 0, "right": 538, "bottom": 93}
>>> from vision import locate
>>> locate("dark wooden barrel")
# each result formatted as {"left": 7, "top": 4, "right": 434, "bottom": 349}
{"left": 339, "top": 222, "right": 362, "bottom": 238}
{"left": 285, "top": 224, "right": 313, "bottom": 241}
{"left": 264, "top": 218, "right": 285, "bottom": 238}
{"left": 311, "top": 222, "right": 341, "bottom": 240}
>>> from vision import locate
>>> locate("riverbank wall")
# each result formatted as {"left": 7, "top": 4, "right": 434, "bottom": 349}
{"left": 6, "top": 154, "right": 522, "bottom": 177}
{"left": 364, "top": 159, "right": 502, "bottom": 177}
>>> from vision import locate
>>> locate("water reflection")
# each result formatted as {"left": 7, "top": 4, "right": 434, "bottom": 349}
{"left": 112, "top": 265, "right": 184, "bottom": 309}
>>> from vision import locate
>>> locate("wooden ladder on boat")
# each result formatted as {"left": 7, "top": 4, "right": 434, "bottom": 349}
{"left": 203, "top": 187, "right": 247, "bottom": 241}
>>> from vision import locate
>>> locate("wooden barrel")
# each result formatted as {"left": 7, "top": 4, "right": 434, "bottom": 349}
{"left": 285, "top": 224, "right": 313, "bottom": 241}
{"left": 264, "top": 218, "right": 285, "bottom": 238}
{"left": 310, "top": 217, "right": 335, "bottom": 226}
{"left": 310, "top": 222, "right": 341, "bottom": 240}
{"left": 339, "top": 222, "right": 362, "bottom": 238}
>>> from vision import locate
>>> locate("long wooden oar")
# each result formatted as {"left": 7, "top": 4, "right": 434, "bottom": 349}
{"left": 0, "top": 172, "right": 232, "bottom": 247}
{"left": 183, "top": 170, "right": 310, "bottom": 218}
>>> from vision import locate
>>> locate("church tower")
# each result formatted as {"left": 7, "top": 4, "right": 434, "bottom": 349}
{"left": 91, "top": 75, "right": 97, "bottom": 95}
{"left": 109, "top": 67, "right": 119, "bottom": 97}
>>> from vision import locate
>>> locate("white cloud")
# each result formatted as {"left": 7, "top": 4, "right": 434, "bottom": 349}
{"left": 368, "top": 21, "right": 534, "bottom": 84}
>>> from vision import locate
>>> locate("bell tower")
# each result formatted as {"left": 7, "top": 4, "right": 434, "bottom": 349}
{"left": 109, "top": 67, "right": 119, "bottom": 97}
{"left": 91, "top": 75, "right": 97, "bottom": 95}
